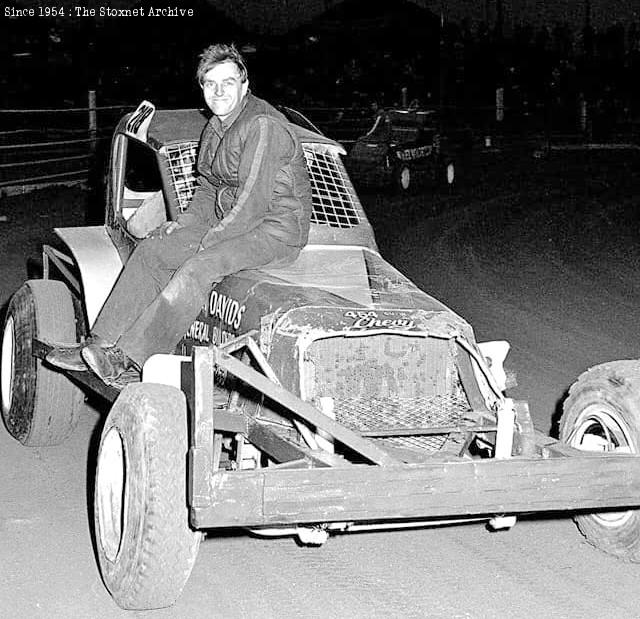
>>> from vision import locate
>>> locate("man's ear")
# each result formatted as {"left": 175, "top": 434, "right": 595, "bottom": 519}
{"left": 241, "top": 80, "right": 249, "bottom": 99}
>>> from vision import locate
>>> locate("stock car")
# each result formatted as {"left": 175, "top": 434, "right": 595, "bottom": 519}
{"left": 345, "top": 107, "right": 459, "bottom": 193}
{"left": 3, "top": 101, "right": 640, "bottom": 611}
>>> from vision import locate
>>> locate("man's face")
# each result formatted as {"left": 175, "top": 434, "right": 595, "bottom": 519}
{"left": 201, "top": 61, "right": 248, "bottom": 121}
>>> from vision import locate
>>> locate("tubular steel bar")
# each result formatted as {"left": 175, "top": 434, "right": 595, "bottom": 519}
{"left": 42, "top": 245, "right": 81, "bottom": 294}
{"left": 210, "top": 346, "right": 397, "bottom": 466}
{"left": 192, "top": 452, "right": 640, "bottom": 528}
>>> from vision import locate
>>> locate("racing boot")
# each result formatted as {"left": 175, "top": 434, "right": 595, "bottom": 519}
{"left": 46, "top": 335, "right": 111, "bottom": 371}
{"left": 81, "top": 343, "right": 139, "bottom": 386}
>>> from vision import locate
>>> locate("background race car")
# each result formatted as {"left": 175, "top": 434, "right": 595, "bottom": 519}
{"left": 345, "top": 108, "right": 466, "bottom": 193}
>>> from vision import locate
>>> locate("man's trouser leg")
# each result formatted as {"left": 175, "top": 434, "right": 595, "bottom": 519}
{"left": 91, "top": 224, "right": 208, "bottom": 344}
{"left": 116, "top": 228, "right": 298, "bottom": 367}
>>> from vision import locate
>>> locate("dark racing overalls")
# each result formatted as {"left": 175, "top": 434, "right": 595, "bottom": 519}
{"left": 92, "top": 92, "right": 312, "bottom": 366}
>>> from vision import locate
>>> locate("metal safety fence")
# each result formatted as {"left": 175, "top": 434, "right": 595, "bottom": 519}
{"left": 0, "top": 93, "right": 129, "bottom": 195}
{"left": 1, "top": 91, "right": 638, "bottom": 197}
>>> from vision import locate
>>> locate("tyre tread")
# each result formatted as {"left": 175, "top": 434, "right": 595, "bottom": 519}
{"left": 2, "top": 280, "right": 82, "bottom": 445}
{"left": 561, "top": 359, "right": 640, "bottom": 562}
{"left": 96, "top": 384, "right": 201, "bottom": 610}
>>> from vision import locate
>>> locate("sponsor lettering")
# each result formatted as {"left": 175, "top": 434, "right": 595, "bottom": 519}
{"left": 184, "top": 320, "right": 210, "bottom": 343}
{"left": 395, "top": 145, "right": 433, "bottom": 161}
{"left": 210, "top": 326, "right": 237, "bottom": 346}
{"left": 208, "top": 291, "right": 246, "bottom": 330}
{"left": 344, "top": 310, "right": 416, "bottom": 331}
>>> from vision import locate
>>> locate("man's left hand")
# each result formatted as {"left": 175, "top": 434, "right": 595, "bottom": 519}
{"left": 149, "top": 221, "right": 183, "bottom": 239}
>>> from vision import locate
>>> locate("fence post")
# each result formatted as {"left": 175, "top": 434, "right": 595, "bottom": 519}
{"left": 88, "top": 90, "right": 97, "bottom": 156}
{"left": 496, "top": 87, "right": 504, "bottom": 122}
{"left": 579, "top": 96, "right": 587, "bottom": 132}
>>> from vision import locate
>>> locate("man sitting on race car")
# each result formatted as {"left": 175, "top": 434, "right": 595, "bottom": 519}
{"left": 48, "top": 43, "right": 312, "bottom": 384}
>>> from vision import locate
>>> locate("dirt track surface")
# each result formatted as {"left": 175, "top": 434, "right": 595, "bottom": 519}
{"left": 1, "top": 151, "right": 640, "bottom": 618}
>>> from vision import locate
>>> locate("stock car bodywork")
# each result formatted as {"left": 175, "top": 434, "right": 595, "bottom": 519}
{"left": 4, "top": 102, "right": 640, "bottom": 611}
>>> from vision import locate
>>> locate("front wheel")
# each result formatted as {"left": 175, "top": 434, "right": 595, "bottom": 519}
{"left": 1, "top": 280, "right": 84, "bottom": 445}
{"left": 560, "top": 360, "right": 640, "bottom": 560}
{"left": 94, "top": 382, "right": 201, "bottom": 610}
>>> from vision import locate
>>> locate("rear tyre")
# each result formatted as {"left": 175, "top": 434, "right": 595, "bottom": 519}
{"left": 560, "top": 360, "right": 640, "bottom": 561}
{"left": 95, "top": 383, "right": 201, "bottom": 610}
{"left": 1, "top": 280, "right": 83, "bottom": 445}
{"left": 433, "top": 159, "right": 455, "bottom": 188}
{"left": 395, "top": 164, "right": 411, "bottom": 193}
{"left": 445, "top": 160, "right": 455, "bottom": 186}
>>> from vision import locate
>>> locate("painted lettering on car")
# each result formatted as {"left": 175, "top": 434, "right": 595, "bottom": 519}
{"left": 344, "top": 310, "right": 416, "bottom": 331}
{"left": 184, "top": 319, "right": 210, "bottom": 343}
{"left": 208, "top": 291, "right": 246, "bottom": 330}
{"left": 395, "top": 145, "right": 433, "bottom": 161}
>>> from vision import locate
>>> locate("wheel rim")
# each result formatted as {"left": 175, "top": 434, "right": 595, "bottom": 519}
{"left": 1, "top": 316, "right": 15, "bottom": 414}
{"left": 567, "top": 404, "right": 634, "bottom": 526}
{"left": 399, "top": 167, "right": 410, "bottom": 190}
{"left": 96, "top": 428, "right": 126, "bottom": 562}
{"left": 446, "top": 162, "right": 455, "bottom": 185}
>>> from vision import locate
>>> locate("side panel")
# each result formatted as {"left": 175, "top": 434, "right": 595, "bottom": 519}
{"left": 54, "top": 226, "right": 123, "bottom": 328}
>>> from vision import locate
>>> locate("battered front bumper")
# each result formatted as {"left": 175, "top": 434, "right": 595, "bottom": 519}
{"left": 192, "top": 448, "right": 640, "bottom": 529}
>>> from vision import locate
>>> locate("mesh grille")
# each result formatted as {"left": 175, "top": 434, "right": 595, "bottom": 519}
{"left": 164, "top": 142, "right": 198, "bottom": 212}
{"left": 335, "top": 391, "right": 470, "bottom": 453}
{"left": 304, "top": 145, "right": 361, "bottom": 228}
{"left": 305, "top": 334, "right": 471, "bottom": 454}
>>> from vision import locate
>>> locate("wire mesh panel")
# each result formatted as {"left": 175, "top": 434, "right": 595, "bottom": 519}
{"left": 304, "top": 334, "right": 469, "bottom": 453}
{"left": 162, "top": 139, "right": 361, "bottom": 226}
{"left": 303, "top": 144, "right": 361, "bottom": 228}
{"left": 164, "top": 141, "right": 198, "bottom": 212}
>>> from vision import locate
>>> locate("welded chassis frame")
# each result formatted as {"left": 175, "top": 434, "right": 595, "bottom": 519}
{"left": 33, "top": 336, "right": 640, "bottom": 532}
{"left": 183, "top": 342, "right": 640, "bottom": 531}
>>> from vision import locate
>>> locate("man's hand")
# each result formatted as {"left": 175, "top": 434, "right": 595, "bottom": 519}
{"left": 149, "top": 221, "right": 183, "bottom": 239}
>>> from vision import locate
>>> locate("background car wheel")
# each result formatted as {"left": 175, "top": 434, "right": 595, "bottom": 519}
{"left": 433, "top": 159, "right": 455, "bottom": 188}
{"left": 559, "top": 360, "right": 640, "bottom": 561}
{"left": 1, "top": 280, "right": 84, "bottom": 446}
{"left": 445, "top": 160, "right": 456, "bottom": 186}
{"left": 395, "top": 164, "right": 411, "bottom": 192}
{"left": 95, "top": 383, "right": 201, "bottom": 610}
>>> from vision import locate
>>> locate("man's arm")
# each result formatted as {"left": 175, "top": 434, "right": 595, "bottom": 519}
{"left": 176, "top": 177, "right": 219, "bottom": 227}
{"left": 176, "top": 121, "right": 220, "bottom": 228}
{"left": 199, "top": 116, "right": 294, "bottom": 248}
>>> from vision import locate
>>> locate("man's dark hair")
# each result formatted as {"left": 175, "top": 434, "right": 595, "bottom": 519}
{"left": 196, "top": 43, "right": 248, "bottom": 85}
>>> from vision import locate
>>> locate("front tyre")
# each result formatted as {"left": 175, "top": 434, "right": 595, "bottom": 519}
{"left": 95, "top": 383, "right": 201, "bottom": 610}
{"left": 1, "top": 280, "right": 83, "bottom": 445}
{"left": 560, "top": 361, "right": 640, "bottom": 560}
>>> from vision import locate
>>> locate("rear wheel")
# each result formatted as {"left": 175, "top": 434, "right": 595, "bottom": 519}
{"left": 445, "top": 160, "right": 455, "bottom": 186}
{"left": 560, "top": 360, "right": 640, "bottom": 560}
{"left": 433, "top": 159, "right": 455, "bottom": 188}
{"left": 395, "top": 164, "right": 411, "bottom": 192}
{"left": 1, "top": 280, "right": 83, "bottom": 445}
{"left": 95, "top": 383, "right": 201, "bottom": 610}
